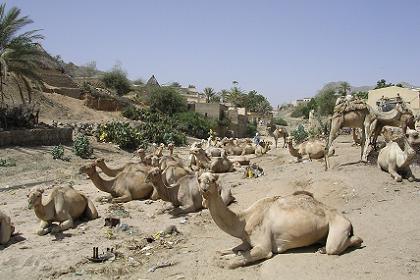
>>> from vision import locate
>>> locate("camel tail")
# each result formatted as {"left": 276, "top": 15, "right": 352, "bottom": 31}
{"left": 82, "top": 196, "right": 99, "bottom": 220}
{"left": 292, "top": 190, "right": 314, "bottom": 197}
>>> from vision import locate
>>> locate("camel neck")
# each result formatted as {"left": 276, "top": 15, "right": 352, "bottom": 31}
{"left": 206, "top": 189, "right": 244, "bottom": 239}
{"left": 287, "top": 142, "right": 300, "bottom": 157}
{"left": 399, "top": 139, "right": 416, "bottom": 167}
{"left": 33, "top": 200, "right": 51, "bottom": 220}
{"left": 88, "top": 171, "right": 115, "bottom": 195}
{"left": 151, "top": 175, "right": 178, "bottom": 204}
{"left": 99, "top": 163, "right": 124, "bottom": 177}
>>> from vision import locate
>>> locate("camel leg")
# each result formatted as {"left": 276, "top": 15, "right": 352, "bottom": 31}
{"left": 52, "top": 217, "right": 74, "bottom": 233}
{"left": 174, "top": 204, "right": 199, "bottom": 215}
{"left": 216, "top": 241, "right": 251, "bottom": 256}
{"left": 0, "top": 220, "right": 13, "bottom": 244}
{"left": 402, "top": 166, "right": 415, "bottom": 182}
{"left": 150, "top": 189, "right": 159, "bottom": 200}
{"left": 326, "top": 121, "right": 340, "bottom": 170}
{"left": 37, "top": 220, "right": 52, "bottom": 236}
{"left": 223, "top": 245, "right": 273, "bottom": 269}
{"left": 388, "top": 163, "right": 402, "bottom": 182}
{"left": 325, "top": 215, "right": 363, "bottom": 255}
{"left": 83, "top": 198, "right": 99, "bottom": 220}
{"left": 112, "top": 194, "right": 133, "bottom": 203}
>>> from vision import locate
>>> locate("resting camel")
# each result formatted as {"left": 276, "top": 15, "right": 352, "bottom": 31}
{"left": 369, "top": 104, "right": 415, "bottom": 148}
{"left": 145, "top": 168, "right": 234, "bottom": 214}
{"left": 80, "top": 163, "right": 157, "bottom": 203}
{"left": 286, "top": 137, "right": 330, "bottom": 161}
{"left": 377, "top": 128, "right": 420, "bottom": 182}
{"left": 0, "top": 210, "right": 15, "bottom": 244}
{"left": 326, "top": 99, "right": 375, "bottom": 168}
{"left": 210, "top": 150, "right": 235, "bottom": 173}
{"left": 27, "top": 185, "right": 98, "bottom": 235}
{"left": 255, "top": 140, "right": 271, "bottom": 156}
{"left": 198, "top": 173, "right": 363, "bottom": 269}
{"left": 189, "top": 147, "right": 211, "bottom": 170}
{"left": 94, "top": 158, "right": 152, "bottom": 177}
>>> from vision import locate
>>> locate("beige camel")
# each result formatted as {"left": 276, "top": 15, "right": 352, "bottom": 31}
{"left": 241, "top": 143, "right": 256, "bottom": 155}
{"left": 27, "top": 185, "right": 98, "bottom": 235}
{"left": 80, "top": 163, "right": 157, "bottom": 203}
{"left": 154, "top": 143, "right": 165, "bottom": 157}
{"left": 162, "top": 160, "right": 193, "bottom": 185}
{"left": 189, "top": 147, "right": 211, "bottom": 170}
{"left": 198, "top": 173, "right": 363, "bottom": 269}
{"left": 327, "top": 99, "right": 375, "bottom": 167}
{"left": 0, "top": 210, "right": 15, "bottom": 245}
{"left": 287, "top": 137, "right": 332, "bottom": 161}
{"left": 94, "top": 158, "right": 151, "bottom": 177}
{"left": 255, "top": 141, "right": 271, "bottom": 156}
{"left": 272, "top": 127, "right": 289, "bottom": 148}
{"left": 145, "top": 168, "right": 234, "bottom": 214}
{"left": 377, "top": 128, "right": 420, "bottom": 182}
{"left": 210, "top": 150, "right": 235, "bottom": 173}
{"left": 370, "top": 104, "right": 415, "bottom": 147}
{"left": 229, "top": 155, "right": 251, "bottom": 166}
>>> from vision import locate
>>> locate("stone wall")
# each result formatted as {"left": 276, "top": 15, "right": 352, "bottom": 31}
{"left": 0, "top": 127, "right": 73, "bottom": 147}
{"left": 84, "top": 93, "right": 125, "bottom": 111}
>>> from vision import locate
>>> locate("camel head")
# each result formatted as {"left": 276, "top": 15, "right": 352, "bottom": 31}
{"left": 145, "top": 167, "right": 162, "bottom": 184}
{"left": 27, "top": 187, "right": 44, "bottom": 209}
{"left": 79, "top": 163, "right": 96, "bottom": 176}
{"left": 198, "top": 172, "right": 219, "bottom": 207}
{"left": 406, "top": 128, "right": 420, "bottom": 146}
{"left": 167, "top": 143, "right": 174, "bottom": 150}
{"left": 94, "top": 158, "right": 106, "bottom": 169}
{"left": 135, "top": 148, "right": 146, "bottom": 159}
{"left": 286, "top": 136, "right": 294, "bottom": 144}
{"left": 151, "top": 156, "right": 160, "bottom": 167}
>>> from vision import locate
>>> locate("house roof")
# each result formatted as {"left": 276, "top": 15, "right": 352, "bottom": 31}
{"left": 146, "top": 75, "right": 160, "bottom": 86}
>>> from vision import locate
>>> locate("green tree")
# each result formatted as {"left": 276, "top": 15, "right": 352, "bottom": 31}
{"left": 0, "top": 3, "right": 44, "bottom": 106}
{"left": 101, "top": 66, "right": 131, "bottom": 95}
{"left": 203, "top": 87, "right": 216, "bottom": 103}
{"left": 353, "top": 91, "right": 368, "bottom": 100}
{"left": 227, "top": 86, "right": 245, "bottom": 107}
{"left": 133, "top": 78, "right": 144, "bottom": 85}
{"left": 170, "top": 81, "right": 182, "bottom": 88}
{"left": 149, "top": 87, "right": 187, "bottom": 115}
{"left": 243, "top": 90, "right": 272, "bottom": 115}
{"left": 338, "top": 81, "right": 351, "bottom": 96}
{"left": 315, "top": 88, "right": 336, "bottom": 116}
{"left": 374, "top": 79, "right": 394, "bottom": 89}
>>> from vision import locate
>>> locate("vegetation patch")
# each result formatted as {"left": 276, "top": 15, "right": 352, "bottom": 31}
{"left": 73, "top": 134, "right": 93, "bottom": 158}
{"left": 0, "top": 158, "right": 16, "bottom": 167}
{"left": 291, "top": 124, "right": 309, "bottom": 143}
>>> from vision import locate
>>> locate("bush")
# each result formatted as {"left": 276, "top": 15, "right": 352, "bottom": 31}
{"left": 102, "top": 69, "right": 131, "bottom": 95}
{"left": 246, "top": 123, "right": 258, "bottom": 137}
{"left": 73, "top": 135, "right": 93, "bottom": 158}
{"left": 175, "top": 111, "right": 216, "bottom": 139}
{"left": 97, "top": 122, "right": 141, "bottom": 150}
{"left": 0, "top": 158, "right": 16, "bottom": 167}
{"left": 51, "top": 145, "right": 64, "bottom": 160}
{"left": 291, "top": 124, "right": 309, "bottom": 143}
{"left": 273, "top": 117, "right": 288, "bottom": 126}
{"left": 149, "top": 87, "right": 187, "bottom": 115}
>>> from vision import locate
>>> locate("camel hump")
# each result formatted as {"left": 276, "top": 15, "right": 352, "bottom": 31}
{"left": 292, "top": 190, "right": 314, "bottom": 197}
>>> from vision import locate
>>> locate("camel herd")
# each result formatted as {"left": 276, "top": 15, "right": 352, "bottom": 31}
{"left": 1, "top": 97, "right": 418, "bottom": 269}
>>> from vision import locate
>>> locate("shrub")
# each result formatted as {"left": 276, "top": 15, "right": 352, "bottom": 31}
{"left": 291, "top": 124, "right": 309, "bottom": 143}
{"left": 149, "top": 87, "right": 187, "bottom": 115}
{"left": 102, "top": 69, "right": 131, "bottom": 95}
{"left": 51, "top": 145, "right": 65, "bottom": 160}
{"left": 73, "top": 135, "right": 93, "bottom": 158}
{"left": 175, "top": 111, "right": 216, "bottom": 139}
{"left": 273, "top": 117, "right": 288, "bottom": 126}
{"left": 246, "top": 123, "right": 258, "bottom": 137}
{"left": 96, "top": 122, "right": 141, "bottom": 150}
{"left": 0, "top": 158, "right": 16, "bottom": 167}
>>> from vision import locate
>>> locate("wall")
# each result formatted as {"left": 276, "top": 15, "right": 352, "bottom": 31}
{"left": 0, "top": 128, "right": 73, "bottom": 147}
{"left": 368, "top": 86, "right": 420, "bottom": 113}
{"left": 194, "top": 103, "right": 226, "bottom": 120}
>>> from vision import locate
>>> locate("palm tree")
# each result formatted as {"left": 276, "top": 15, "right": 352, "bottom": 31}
{"left": 0, "top": 3, "right": 44, "bottom": 107}
{"left": 338, "top": 81, "right": 351, "bottom": 96}
{"left": 203, "top": 87, "right": 216, "bottom": 103}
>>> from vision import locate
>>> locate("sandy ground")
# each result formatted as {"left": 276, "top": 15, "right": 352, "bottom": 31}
{"left": 1, "top": 135, "right": 420, "bottom": 280}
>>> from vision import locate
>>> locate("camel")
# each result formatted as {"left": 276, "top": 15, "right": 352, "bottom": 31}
{"left": 161, "top": 160, "right": 193, "bottom": 185}
{"left": 377, "top": 128, "right": 420, "bottom": 182}
{"left": 27, "top": 185, "right": 98, "bottom": 235}
{"left": 241, "top": 143, "right": 255, "bottom": 155}
{"left": 154, "top": 143, "right": 165, "bottom": 157}
{"left": 255, "top": 141, "right": 271, "bottom": 156}
{"left": 80, "top": 163, "right": 157, "bottom": 203}
{"left": 189, "top": 147, "right": 211, "bottom": 170}
{"left": 327, "top": 99, "right": 375, "bottom": 167}
{"left": 145, "top": 168, "right": 234, "bottom": 214}
{"left": 229, "top": 155, "right": 251, "bottom": 166}
{"left": 207, "top": 147, "right": 223, "bottom": 157}
{"left": 210, "top": 150, "right": 235, "bottom": 173}
{"left": 94, "top": 158, "right": 151, "bottom": 177}
{"left": 272, "top": 127, "right": 289, "bottom": 148}
{"left": 369, "top": 104, "right": 415, "bottom": 147}
{"left": 0, "top": 210, "right": 15, "bottom": 245}
{"left": 351, "top": 128, "right": 362, "bottom": 146}
{"left": 286, "top": 137, "right": 331, "bottom": 161}
{"left": 197, "top": 173, "right": 363, "bottom": 269}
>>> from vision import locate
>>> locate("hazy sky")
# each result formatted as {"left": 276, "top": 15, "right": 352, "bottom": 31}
{"left": 7, "top": 0, "right": 420, "bottom": 105}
